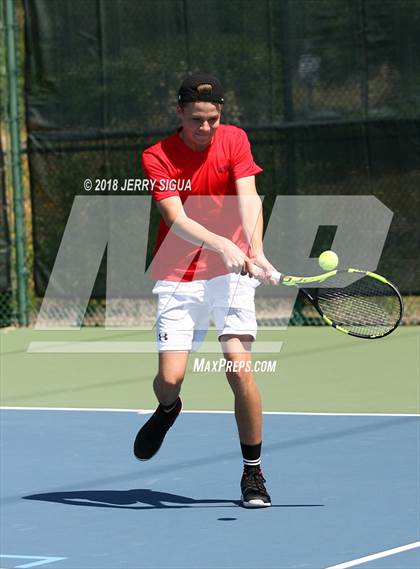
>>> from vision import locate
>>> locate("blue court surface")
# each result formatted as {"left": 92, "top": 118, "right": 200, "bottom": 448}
{"left": 1, "top": 409, "right": 419, "bottom": 569}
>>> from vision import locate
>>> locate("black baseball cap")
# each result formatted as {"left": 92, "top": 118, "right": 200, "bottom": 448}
{"left": 178, "top": 73, "right": 224, "bottom": 104}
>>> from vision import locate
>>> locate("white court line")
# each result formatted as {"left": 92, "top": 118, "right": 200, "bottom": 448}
{"left": 0, "top": 406, "right": 419, "bottom": 417}
{"left": 325, "top": 541, "right": 420, "bottom": 568}
{"left": 27, "top": 341, "right": 283, "bottom": 354}
{"left": 0, "top": 555, "right": 67, "bottom": 568}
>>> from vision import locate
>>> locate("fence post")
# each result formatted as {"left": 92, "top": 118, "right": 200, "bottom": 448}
{"left": 5, "top": 0, "right": 28, "bottom": 325}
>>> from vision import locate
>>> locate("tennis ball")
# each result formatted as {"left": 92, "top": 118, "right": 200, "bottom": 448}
{"left": 319, "top": 250, "right": 339, "bottom": 271}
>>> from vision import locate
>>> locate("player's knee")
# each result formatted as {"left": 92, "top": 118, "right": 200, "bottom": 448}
{"left": 225, "top": 361, "right": 253, "bottom": 389}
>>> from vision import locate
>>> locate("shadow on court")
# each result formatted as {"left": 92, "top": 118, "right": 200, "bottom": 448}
{"left": 23, "top": 489, "right": 324, "bottom": 510}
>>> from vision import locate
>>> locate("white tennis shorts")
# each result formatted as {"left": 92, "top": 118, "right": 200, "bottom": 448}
{"left": 153, "top": 273, "right": 260, "bottom": 352}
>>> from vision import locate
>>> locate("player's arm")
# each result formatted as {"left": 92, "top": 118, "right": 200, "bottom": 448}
{"left": 156, "top": 195, "right": 249, "bottom": 274}
{"left": 235, "top": 175, "right": 277, "bottom": 282}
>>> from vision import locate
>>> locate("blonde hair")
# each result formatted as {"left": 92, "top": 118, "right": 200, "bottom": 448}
{"left": 196, "top": 84, "right": 213, "bottom": 94}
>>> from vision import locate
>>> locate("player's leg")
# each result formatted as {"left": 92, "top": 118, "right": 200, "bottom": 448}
{"left": 153, "top": 350, "right": 189, "bottom": 406}
{"left": 133, "top": 351, "right": 187, "bottom": 461}
{"left": 220, "top": 334, "right": 261, "bottom": 444}
{"left": 133, "top": 279, "right": 192, "bottom": 461}
{"left": 211, "top": 273, "right": 270, "bottom": 507}
{"left": 211, "top": 273, "right": 263, "bottom": 449}
{"left": 134, "top": 280, "right": 207, "bottom": 461}
{"left": 220, "top": 334, "right": 271, "bottom": 508}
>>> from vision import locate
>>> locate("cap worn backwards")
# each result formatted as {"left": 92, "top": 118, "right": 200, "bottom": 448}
{"left": 178, "top": 73, "right": 224, "bottom": 104}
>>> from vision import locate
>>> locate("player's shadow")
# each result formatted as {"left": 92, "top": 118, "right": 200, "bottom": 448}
{"left": 23, "top": 489, "right": 239, "bottom": 509}
{"left": 23, "top": 489, "right": 324, "bottom": 510}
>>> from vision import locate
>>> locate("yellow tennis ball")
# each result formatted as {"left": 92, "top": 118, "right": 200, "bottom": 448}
{"left": 319, "top": 250, "right": 339, "bottom": 271}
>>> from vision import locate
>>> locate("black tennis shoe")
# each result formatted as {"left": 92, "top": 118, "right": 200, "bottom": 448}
{"left": 241, "top": 467, "right": 272, "bottom": 508}
{"left": 133, "top": 398, "right": 182, "bottom": 461}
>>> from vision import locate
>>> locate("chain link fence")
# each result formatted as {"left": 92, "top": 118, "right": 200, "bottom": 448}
{"left": 1, "top": 0, "right": 419, "bottom": 328}
{"left": 0, "top": 0, "right": 15, "bottom": 326}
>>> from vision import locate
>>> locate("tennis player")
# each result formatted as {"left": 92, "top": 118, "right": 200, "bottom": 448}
{"left": 134, "top": 73, "right": 276, "bottom": 508}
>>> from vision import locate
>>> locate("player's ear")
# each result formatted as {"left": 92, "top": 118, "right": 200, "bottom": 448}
{"left": 176, "top": 105, "right": 184, "bottom": 119}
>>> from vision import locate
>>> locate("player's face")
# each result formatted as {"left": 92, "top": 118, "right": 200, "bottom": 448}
{"left": 177, "top": 102, "right": 221, "bottom": 151}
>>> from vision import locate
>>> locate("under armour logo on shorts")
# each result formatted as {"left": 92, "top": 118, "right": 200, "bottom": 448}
{"left": 159, "top": 332, "right": 168, "bottom": 341}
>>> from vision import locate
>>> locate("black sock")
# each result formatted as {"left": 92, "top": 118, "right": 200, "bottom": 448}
{"left": 241, "top": 441, "right": 262, "bottom": 469}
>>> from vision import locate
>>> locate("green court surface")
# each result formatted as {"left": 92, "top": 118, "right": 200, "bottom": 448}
{"left": 1, "top": 326, "right": 419, "bottom": 414}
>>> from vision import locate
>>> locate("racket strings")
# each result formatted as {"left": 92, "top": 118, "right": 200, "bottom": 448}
{"left": 315, "top": 276, "right": 402, "bottom": 337}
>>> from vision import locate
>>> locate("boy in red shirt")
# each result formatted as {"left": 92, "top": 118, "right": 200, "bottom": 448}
{"left": 134, "top": 74, "right": 276, "bottom": 507}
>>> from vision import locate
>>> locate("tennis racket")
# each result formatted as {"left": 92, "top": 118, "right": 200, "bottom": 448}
{"left": 255, "top": 267, "right": 403, "bottom": 339}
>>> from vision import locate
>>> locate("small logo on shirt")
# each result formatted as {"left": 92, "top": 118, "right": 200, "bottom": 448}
{"left": 159, "top": 332, "right": 168, "bottom": 341}
{"left": 217, "top": 164, "right": 229, "bottom": 173}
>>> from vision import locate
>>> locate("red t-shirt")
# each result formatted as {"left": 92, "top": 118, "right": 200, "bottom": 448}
{"left": 142, "top": 124, "right": 263, "bottom": 281}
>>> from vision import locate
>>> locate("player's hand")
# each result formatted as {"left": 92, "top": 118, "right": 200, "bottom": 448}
{"left": 217, "top": 238, "right": 249, "bottom": 274}
{"left": 249, "top": 251, "right": 278, "bottom": 284}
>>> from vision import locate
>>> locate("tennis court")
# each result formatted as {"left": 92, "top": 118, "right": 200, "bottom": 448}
{"left": 1, "top": 327, "right": 419, "bottom": 569}
{"left": 2, "top": 1, "right": 420, "bottom": 567}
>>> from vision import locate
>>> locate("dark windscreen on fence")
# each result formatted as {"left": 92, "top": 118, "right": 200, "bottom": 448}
{"left": 0, "top": 141, "right": 11, "bottom": 292}
{"left": 24, "top": 0, "right": 420, "bottom": 296}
